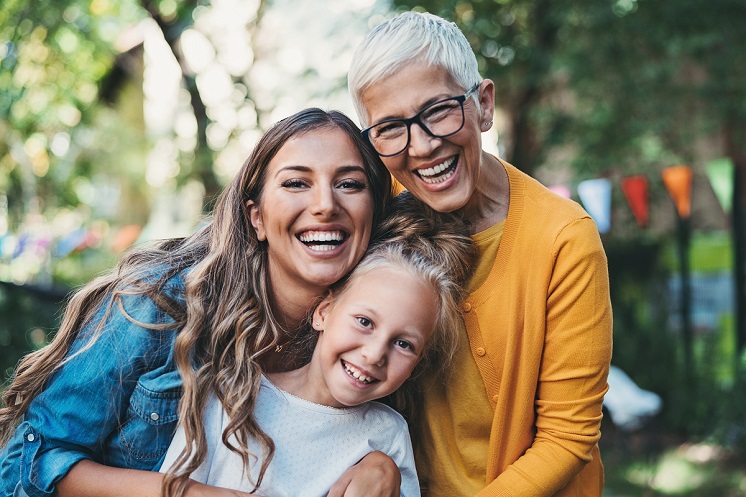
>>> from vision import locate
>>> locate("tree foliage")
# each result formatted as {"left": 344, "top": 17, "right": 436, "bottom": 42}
{"left": 391, "top": 0, "right": 746, "bottom": 177}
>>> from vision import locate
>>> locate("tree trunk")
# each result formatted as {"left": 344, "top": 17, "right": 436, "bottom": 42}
{"left": 507, "top": 0, "right": 558, "bottom": 176}
{"left": 725, "top": 119, "right": 746, "bottom": 358}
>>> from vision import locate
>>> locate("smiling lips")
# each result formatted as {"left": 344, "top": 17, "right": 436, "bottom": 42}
{"left": 342, "top": 359, "right": 378, "bottom": 385}
{"left": 298, "top": 230, "right": 346, "bottom": 252}
{"left": 416, "top": 155, "right": 458, "bottom": 184}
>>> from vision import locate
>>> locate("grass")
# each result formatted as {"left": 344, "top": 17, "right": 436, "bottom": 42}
{"left": 601, "top": 417, "right": 746, "bottom": 496}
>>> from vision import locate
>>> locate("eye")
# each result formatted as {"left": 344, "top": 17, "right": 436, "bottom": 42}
{"left": 394, "top": 339, "right": 416, "bottom": 353}
{"left": 337, "top": 179, "right": 367, "bottom": 191}
{"left": 355, "top": 316, "right": 373, "bottom": 329}
{"left": 421, "top": 100, "right": 459, "bottom": 122}
{"left": 281, "top": 179, "right": 308, "bottom": 189}
{"left": 371, "top": 121, "right": 406, "bottom": 139}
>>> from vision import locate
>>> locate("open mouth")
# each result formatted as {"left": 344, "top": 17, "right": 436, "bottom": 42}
{"left": 298, "top": 230, "right": 346, "bottom": 252}
{"left": 416, "top": 155, "right": 458, "bottom": 184}
{"left": 341, "top": 359, "right": 378, "bottom": 385}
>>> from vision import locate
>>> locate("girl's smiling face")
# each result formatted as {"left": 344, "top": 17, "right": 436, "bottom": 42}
{"left": 249, "top": 127, "right": 375, "bottom": 300}
{"left": 306, "top": 266, "right": 439, "bottom": 408}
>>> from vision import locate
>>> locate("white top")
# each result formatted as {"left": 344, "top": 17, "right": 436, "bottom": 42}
{"left": 161, "top": 376, "right": 420, "bottom": 497}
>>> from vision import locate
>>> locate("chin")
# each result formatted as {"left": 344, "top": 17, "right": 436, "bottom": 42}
{"left": 426, "top": 195, "right": 469, "bottom": 214}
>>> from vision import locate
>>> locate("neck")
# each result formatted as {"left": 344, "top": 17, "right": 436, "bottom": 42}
{"left": 458, "top": 152, "right": 510, "bottom": 234}
{"left": 265, "top": 264, "right": 328, "bottom": 331}
{"left": 270, "top": 285, "right": 321, "bottom": 332}
{"left": 267, "top": 359, "right": 341, "bottom": 408}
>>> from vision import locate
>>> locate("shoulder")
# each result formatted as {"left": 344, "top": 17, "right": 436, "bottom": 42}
{"left": 359, "top": 401, "right": 409, "bottom": 431}
{"left": 501, "top": 160, "right": 600, "bottom": 245}
{"left": 504, "top": 161, "right": 589, "bottom": 222}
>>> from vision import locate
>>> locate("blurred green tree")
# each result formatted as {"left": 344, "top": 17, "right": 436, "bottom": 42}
{"left": 392, "top": 0, "right": 746, "bottom": 368}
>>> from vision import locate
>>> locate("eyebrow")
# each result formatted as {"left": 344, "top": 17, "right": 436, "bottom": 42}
{"left": 372, "top": 92, "right": 461, "bottom": 124}
{"left": 274, "top": 164, "right": 367, "bottom": 177}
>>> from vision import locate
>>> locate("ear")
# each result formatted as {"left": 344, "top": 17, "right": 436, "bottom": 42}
{"left": 312, "top": 295, "right": 333, "bottom": 331}
{"left": 477, "top": 79, "right": 496, "bottom": 127}
{"left": 247, "top": 199, "right": 266, "bottom": 241}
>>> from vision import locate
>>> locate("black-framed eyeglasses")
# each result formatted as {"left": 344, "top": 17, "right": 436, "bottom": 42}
{"left": 362, "top": 83, "right": 480, "bottom": 157}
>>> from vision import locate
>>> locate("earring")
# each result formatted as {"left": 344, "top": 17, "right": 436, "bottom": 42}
{"left": 483, "top": 120, "right": 493, "bottom": 129}
{"left": 314, "top": 322, "right": 320, "bottom": 327}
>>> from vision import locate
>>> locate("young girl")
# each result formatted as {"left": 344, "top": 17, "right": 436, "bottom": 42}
{"left": 0, "top": 108, "right": 396, "bottom": 497}
{"left": 160, "top": 193, "right": 477, "bottom": 497}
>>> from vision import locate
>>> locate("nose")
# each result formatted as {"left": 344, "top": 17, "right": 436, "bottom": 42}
{"left": 408, "top": 122, "right": 441, "bottom": 157}
{"left": 361, "top": 338, "right": 387, "bottom": 367}
{"left": 312, "top": 184, "right": 339, "bottom": 218}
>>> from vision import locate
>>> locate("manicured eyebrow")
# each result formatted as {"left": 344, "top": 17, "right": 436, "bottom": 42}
{"left": 274, "top": 165, "right": 366, "bottom": 177}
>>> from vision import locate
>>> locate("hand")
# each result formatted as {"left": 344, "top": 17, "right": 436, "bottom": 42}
{"left": 327, "top": 451, "right": 401, "bottom": 497}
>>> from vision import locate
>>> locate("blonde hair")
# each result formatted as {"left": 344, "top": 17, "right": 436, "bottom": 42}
{"left": 348, "top": 11, "right": 481, "bottom": 127}
{"left": 310, "top": 192, "right": 476, "bottom": 420}
{"left": 0, "top": 108, "right": 393, "bottom": 497}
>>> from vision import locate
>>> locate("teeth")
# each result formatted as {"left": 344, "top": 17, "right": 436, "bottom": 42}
{"left": 299, "top": 231, "right": 344, "bottom": 243}
{"left": 343, "top": 361, "right": 375, "bottom": 384}
{"left": 299, "top": 231, "right": 345, "bottom": 251}
{"left": 306, "top": 244, "right": 337, "bottom": 252}
{"left": 418, "top": 156, "right": 456, "bottom": 178}
{"left": 421, "top": 168, "right": 456, "bottom": 184}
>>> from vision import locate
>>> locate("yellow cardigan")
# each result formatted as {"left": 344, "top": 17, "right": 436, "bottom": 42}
{"left": 466, "top": 161, "right": 613, "bottom": 496}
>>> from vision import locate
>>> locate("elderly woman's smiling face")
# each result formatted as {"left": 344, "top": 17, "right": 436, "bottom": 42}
{"left": 361, "top": 63, "right": 493, "bottom": 214}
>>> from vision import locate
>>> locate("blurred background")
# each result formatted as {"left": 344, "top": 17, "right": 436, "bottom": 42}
{"left": 1, "top": 0, "right": 744, "bottom": 494}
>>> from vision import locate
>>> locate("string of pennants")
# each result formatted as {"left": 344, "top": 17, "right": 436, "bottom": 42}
{"left": 551, "top": 158, "right": 735, "bottom": 234}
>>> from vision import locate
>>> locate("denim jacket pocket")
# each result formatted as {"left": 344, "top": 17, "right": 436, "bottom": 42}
{"left": 118, "top": 381, "right": 180, "bottom": 463}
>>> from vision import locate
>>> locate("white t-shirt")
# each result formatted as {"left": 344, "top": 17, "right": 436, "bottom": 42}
{"left": 160, "top": 376, "right": 420, "bottom": 497}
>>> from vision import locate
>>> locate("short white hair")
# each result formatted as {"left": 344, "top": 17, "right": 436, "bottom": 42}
{"left": 348, "top": 11, "right": 482, "bottom": 127}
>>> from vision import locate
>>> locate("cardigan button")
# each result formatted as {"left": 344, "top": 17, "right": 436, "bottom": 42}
{"left": 462, "top": 302, "right": 472, "bottom": 312}
{"left": 492, "top": 394, "right": 499, "bottom": 402}
{"left": 476, "top": 347, "right": 486, "bottom": 356}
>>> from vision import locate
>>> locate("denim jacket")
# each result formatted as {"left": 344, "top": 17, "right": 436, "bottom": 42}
{"left": 0, "top": 270, "right": 186, "bottom": 497}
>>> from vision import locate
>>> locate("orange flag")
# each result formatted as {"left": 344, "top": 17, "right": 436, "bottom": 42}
{"left": 662, "top": 165, "right": 693, "bottom": 219}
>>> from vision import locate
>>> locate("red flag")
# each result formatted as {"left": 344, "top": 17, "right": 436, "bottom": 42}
{"left": 620, "top": 175, "right": 649, "bottom": 228}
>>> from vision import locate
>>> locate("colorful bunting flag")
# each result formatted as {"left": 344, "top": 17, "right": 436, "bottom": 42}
{"left": 620, "top": 175, "right": 650, "bottom": 228}
{"left": 577, "top": 178, "right": 612, "bottom": 234}
{"left": 662, "top": 165, "right": 693, "bottom": 219}
{"left": 705, "top": 157, "right": 734, "bottom": 214}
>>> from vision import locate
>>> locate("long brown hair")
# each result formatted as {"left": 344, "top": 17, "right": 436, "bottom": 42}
{"left": 0, "top": 108, "right": 392, "bottom": 496}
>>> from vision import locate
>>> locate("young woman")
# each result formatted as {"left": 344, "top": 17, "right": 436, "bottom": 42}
{"left": 348, "top": 12, "right": 613, "bottom": 497}
{"left": 0, "top": 108, "right": 395, "bottom": 497}
{"left": 161, "top": 193, "right": 478, "bottom": 497}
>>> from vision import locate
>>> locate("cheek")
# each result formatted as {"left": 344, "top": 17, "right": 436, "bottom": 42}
{"left": 381, "top": 156, "right": 406, "bottom": 175}
{"left": 391, "top": 355, "right": 420, "bottom": 381}
{"left": 347, "top": 196, "right": 375, "bottom": 231}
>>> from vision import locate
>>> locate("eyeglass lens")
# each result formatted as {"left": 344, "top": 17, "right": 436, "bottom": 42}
{"left": 368, "top": 97, "right": 466, "bottom": 157}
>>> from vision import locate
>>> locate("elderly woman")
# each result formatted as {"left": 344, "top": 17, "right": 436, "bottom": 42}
{"left": 348, "top": 11, "right": 613, "bottom": 497}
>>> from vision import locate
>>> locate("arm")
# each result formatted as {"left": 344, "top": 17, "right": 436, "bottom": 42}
{"left": 479, "top": 218, "right": 613, "bottom": 496}
{"left": 2, "top": 290, "right": 182, "bottom": 497}
{"left": 57, "top": 460, "right": 256, "bottom": 497}
{"left": 327, "top": 451, "right": 401, "bottom": 497}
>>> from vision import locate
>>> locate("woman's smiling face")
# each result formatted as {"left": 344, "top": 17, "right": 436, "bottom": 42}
{"left": 361, "top": 63, "right": 492, "bottom": 214}
{"left": 249, "top": 126, "right": 375, "bottom": 298}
